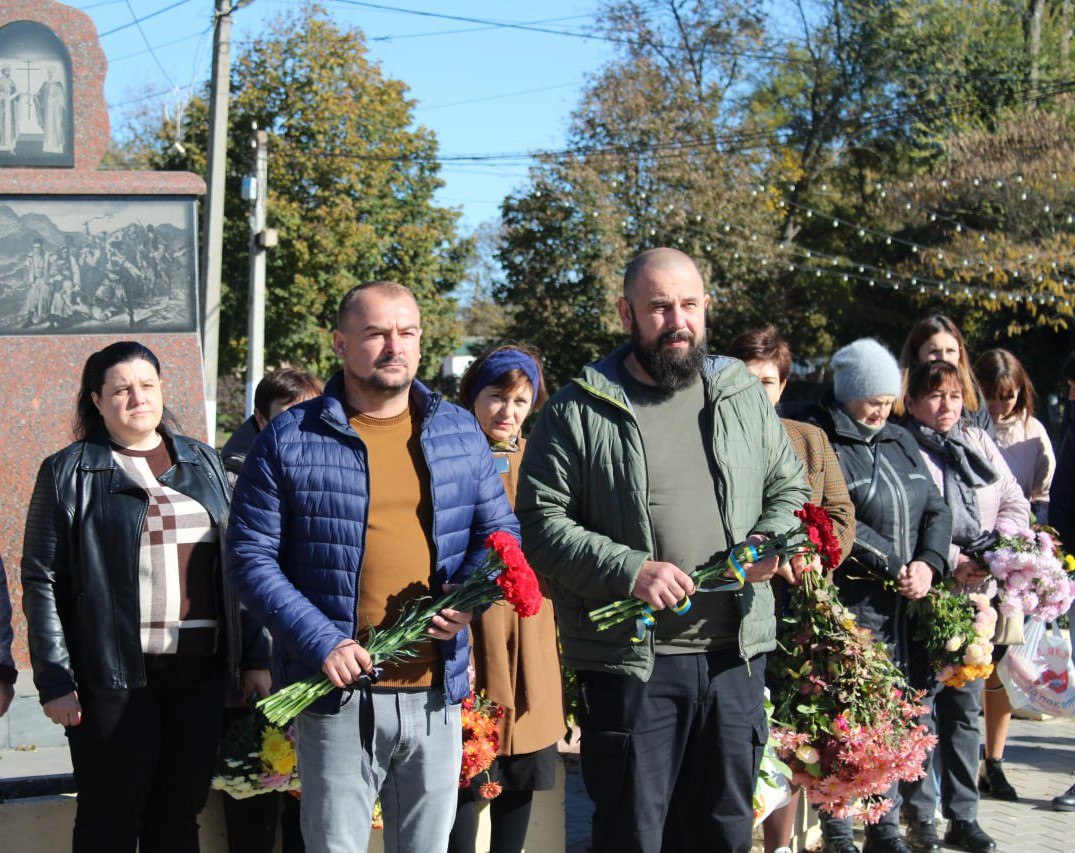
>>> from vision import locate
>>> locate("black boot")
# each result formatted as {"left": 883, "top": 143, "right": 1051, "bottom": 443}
{"left": 862, "top": 837, "right": 912, "bottom": 853}
{"left": 1053, "top": 779, "right": 1075, "bottom": 812}
{"left": 977, "top": 757, "right": 1018, "bottom": 801}
{"left": 943, "top": 819, "right": 996, "bottom": 853}
{"left": 905, "top": 820, "right": 941, "bottom": 852}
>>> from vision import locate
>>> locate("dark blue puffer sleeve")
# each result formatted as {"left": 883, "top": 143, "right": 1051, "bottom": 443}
{"left": 225, "top": 426, "right": 347, "bottom": 674}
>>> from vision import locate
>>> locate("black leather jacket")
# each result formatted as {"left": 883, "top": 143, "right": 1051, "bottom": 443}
{"left": 21, "top": 429, "right": 268, "bottom": 703}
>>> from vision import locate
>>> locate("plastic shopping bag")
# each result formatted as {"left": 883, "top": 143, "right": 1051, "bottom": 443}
{"left": 996, "top": 620, "right": 1075, "bottom": 717}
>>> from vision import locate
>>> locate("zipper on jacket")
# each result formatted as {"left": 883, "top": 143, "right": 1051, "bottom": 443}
{"left": 351, "top": 436, "right": 371, "bottom": 648}
{"left": 574, "top": 379, "right": 659, "bottom": 663}
{"left": 418, "top": 392, "right": 457, "bottom": 701}
{"left": 701, "top": 396, "right": 751, "bottom": 668}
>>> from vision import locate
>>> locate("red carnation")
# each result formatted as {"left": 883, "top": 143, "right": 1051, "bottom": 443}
{"left": 486, "top": 532, "right": 543, "bottom": 617}
{"left": 795, "top": 503, "right": 843, "bottom": 570}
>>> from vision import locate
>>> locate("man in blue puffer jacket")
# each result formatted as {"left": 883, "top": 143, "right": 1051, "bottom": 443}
{"left": 226, "top": 281, "right": 518, "bottom": 853}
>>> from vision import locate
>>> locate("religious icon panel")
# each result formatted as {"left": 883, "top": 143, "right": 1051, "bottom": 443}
{"left": 0, "top": 19, "right": 74, "bottom": 168}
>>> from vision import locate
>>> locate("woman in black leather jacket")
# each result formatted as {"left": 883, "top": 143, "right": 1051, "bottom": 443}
{"left": 21, "top": 340, "right": 267, "bottom": 853}
{"left": 805, "top": 339, "right": 952, "bottom": 853}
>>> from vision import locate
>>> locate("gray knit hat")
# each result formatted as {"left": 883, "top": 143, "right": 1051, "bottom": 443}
{"left": 831, "top": 338, "right": 901, "bottom": 403}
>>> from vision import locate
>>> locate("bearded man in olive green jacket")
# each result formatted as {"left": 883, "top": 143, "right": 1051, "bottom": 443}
{"left": 516, "top": 248, "right": 810, "bottom": 853}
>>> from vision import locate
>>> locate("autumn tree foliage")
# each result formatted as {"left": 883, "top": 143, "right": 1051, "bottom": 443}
{"left": 137, "top": 4, "right": 466, "bottom": 383}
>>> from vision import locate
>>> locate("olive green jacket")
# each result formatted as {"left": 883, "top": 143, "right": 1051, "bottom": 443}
{"left": 516, "top": 345, "right": 810, "bottom": 680}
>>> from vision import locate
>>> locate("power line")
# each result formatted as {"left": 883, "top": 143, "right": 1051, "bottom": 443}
{"left": 111, "top": 28, "right": 208, "bottom": 63}
{"left": 108, "top": 81, "right": 198, "bottom": 110}
{"left": 329, "top": 0, "right": 797, "bottom": 64}
{"left": 365, "top": 13, "right": 595, "bottom": 43}
{"left": 328, "top": 0, "right": 1075, "bottom": 82}
{"left": 416, "top": 82, "right": 580, "bottom": 112}
{"left": 99, "top": 0, "right": 195, "bottom": 38}
{"left": 124, "top": 0, "right": 179, "bottom": 88}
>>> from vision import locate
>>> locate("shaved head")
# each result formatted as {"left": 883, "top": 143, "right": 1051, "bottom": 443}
{"left": 623, "top": 248, "right": 703, "bottom": 299}
{"left": 337, "top": 280, "right": 418, "bottom": 331}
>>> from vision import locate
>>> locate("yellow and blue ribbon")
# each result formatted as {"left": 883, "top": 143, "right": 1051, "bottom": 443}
{"left": 629, "top": 545, "right": 758, "bottom": 643}
{"left": 696, "top": 544, "right": 754, "bottom": 593}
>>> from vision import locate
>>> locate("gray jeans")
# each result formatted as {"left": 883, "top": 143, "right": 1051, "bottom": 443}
{"left": 295, "top": 688, "right": 462, "bottom": 853}
{"left": 902, "top": 678, "right": 983, "bottom": 822}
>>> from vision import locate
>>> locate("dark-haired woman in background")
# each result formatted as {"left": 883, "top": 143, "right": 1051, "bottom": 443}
{"left": 902, "top": 360, "right": 1027, "bottom": 853}
{"left": 21, "top": 341, "right": 264, "bottom": 852}
{"left": 896, "top": 314, "right": 994, "bottom": 438}
{"left": 970, "top": 348, "right": 1054, "bottom": 804}
{"left": 725, "top": 326, "right": 856, "bottom": 853}
{"left": 448, "top": 345, "right": 565, "bottom": 853}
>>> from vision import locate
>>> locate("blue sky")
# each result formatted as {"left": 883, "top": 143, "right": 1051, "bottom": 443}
{"left": 70, "top": 0, "right": 614, "bottom": 232}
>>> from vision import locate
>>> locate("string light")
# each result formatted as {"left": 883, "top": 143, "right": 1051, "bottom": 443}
{"left": 593, "top": 178, "right": 1074, "bottom": 311}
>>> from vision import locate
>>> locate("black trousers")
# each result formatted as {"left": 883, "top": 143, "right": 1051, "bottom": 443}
{"left": 220, "top": 707, "right": 305, "bottom": 853}
{"left": 222, "top": 789, "right": 304, "bottom": 853}
{"left": 66, "top": 654, "right": 228, "bottom": 853}
{"left": 577, "top": 650, "right": 767, "bottom": 853}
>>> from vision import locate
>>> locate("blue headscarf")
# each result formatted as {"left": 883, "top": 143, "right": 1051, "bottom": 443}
{"left": 469, "top": 349, "right": 540, "bottom": 400}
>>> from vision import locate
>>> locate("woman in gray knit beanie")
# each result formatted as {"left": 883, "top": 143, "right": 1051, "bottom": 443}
{"left": 805, "top": 338, "right": 952, "bottom": 853}
{"left": 830, "top": 338, "right": 902, "bottom": 433}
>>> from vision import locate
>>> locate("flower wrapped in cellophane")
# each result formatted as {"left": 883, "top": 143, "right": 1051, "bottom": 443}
{"left": 909, "top": 582, "right": 997, "bottom": 688}
{"left": 459, "top": 690, "right": 505, "bottom": 799}
{"left": 768, "top": 567, "right": 937, "bottom": 822}
{"left": 588, "top": 503, "right": 843, "bottom": 642}
{"left": 979, "top": 522, "right": 1075, "bottom": 623}
{"left": 258, "top": 532, "right": 541, "bottom": 726}
{"left": 211, "top": 711, "right": 301, "bottom": 799}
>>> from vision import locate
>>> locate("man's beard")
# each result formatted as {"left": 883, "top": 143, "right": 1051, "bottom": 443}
{"left": 354, "top": 356, "right": 413, "bottom": 395}
{"left": 631, "top": 323, "right": 706, "bottom": 391}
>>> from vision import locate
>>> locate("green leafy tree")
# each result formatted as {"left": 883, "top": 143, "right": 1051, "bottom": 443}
{"left": 747, "top": 0, "right": 1075, "bottom": 355}
{"left": 141, "top": 4, "right": 466, "bottom": 381}
{"left": 497, "top": 0, "right": 816, "bottom": 389}
{"left": 456, "top": 221, "right": 511, "bottom": 341}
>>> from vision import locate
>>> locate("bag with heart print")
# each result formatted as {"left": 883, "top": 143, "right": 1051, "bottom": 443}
{"left": 997, "top": 620, "right": 1075, "bottom": 718}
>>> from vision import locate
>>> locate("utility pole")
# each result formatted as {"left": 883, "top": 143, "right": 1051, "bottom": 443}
{"left": 201, "top": 0, "right": 255, "bottom": 440}
{"left": 244, "top": 128, "right": 274, "bottom": 416}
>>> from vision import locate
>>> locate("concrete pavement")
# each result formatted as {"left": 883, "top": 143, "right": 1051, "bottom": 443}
{"left": 4, "top": 714, "right": 1074, "bottom": 850}
{"left": 564, "top": 715, "right": 1075, "bottom": 852}
{"left": 973, "top": 715, "right": 1075, "bottom": 852}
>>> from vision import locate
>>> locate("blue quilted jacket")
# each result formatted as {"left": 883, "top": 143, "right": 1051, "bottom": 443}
{"left": 225, "top": 372, "right": 519, "bottom": 710}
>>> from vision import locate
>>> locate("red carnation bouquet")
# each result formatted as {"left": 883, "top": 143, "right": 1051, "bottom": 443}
{"left": 459, "top": 690, "right": 505, "bottom": 799}
{"left": 588, "top": 503, "right": 840, "bottom": 642}
{"left": 259, "top": 532, "right": 542, "bottom": 725}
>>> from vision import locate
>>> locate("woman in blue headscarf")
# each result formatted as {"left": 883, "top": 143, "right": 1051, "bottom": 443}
{"left": 448, "top": 345, "right": 565, "bottom": 853}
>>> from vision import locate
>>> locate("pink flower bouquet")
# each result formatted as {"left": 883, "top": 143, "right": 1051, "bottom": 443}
{"left": 768, "top": 570, "right": 936, "bottom": 822}
{"left": 980, "top": 522, "right": 1075, "bottom": 623}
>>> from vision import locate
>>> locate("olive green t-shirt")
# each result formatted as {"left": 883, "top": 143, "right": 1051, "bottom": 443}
{"left": 618, "top": 364, "right": 737, "bottom": 652}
